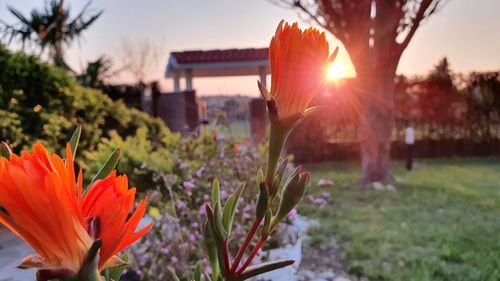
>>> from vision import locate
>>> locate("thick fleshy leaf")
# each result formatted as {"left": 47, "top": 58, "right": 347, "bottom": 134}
{"left": 272, "top": 167, "right": 310, "bottom": 229}
{"left": 86, "top": 148, "right": 120, "bottom": 193}
{"left": 270, "top": 174, "right": 281, "bottom": 199}
{"left": 193, "top": 261, "right": 202, "bottom": 281}
{"left": 205, "top": 203, "right": 223, "bottom": 243}
{"left": 104, "top": 253, "right": 128, "bottom": 281}
{"left": 214, "top": 201, "right": 228, "bottom": 240}
{"left": 204, "top": 221, "right": 220, "bottom": 279}
{"left": 0, "top": 142, "right": 12, "bottom": 160}
{"left": 256, "top": 168, "right": 264, "bottom": 185}
{"left": 232, "top": 260, "right": 294, "bottom": 281}
{"left": 222, "top": 183, "right": 246, "bottom": 235}
{"left": 167, "top": 267, "right": 181, "bottom": 281}
{"left": 204, "top": 273, "right": 213, "bottom": 281}
{"left": 256, "top": 182, "right": 269, "bottom": 218}
{"left": 222, "top": 195, "right": 236, "bottom": 231}
{"left": 211, "top": 178, "right": 220, "bottom": 206}
{"left": 68, "top": 126, "right": 82, "bottom": 159}
{"left": 270, "top": 159, "right": 288, "bottom": 196}
{"left": 205, "top": 204, "right": 215, "bottom": 227}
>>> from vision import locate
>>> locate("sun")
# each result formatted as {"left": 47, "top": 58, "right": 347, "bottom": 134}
{"left": 327, "top": 62, "right": 347, "bottom": 80}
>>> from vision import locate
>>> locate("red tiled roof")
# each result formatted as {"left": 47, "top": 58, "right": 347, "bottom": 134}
{"left": 171, "top": 48, "right": 268, "bottom": 64}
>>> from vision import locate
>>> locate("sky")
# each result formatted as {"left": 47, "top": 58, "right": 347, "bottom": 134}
{"left": 1, "top": 0, "right": 499, "bottom": 96}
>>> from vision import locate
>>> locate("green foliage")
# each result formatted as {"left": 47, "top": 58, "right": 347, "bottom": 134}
{"left": 0, "top": 45, "right": 178, "bottom": 190}
{"left": 222, "top": 183, "right": 246, "bottom": 236}
{"left": 86, "top": 147, "right": 121, "bottom": 192}
{"left": 83, "top": 128, "right": 178, "bottom": 192}
{"left": 301, "top": 158, "right": 500, "bottom": 281}
{"left": 103, "top": 253, "right": 129, "bottom": 281}
{"left": 0, "top": 45, "right": 170, "bottom": 146}
{"left": 77, "top": 56, "right": 115, "bottom": 88}
{"left": 0, "top": 109, "right": 23, "bottom": 147}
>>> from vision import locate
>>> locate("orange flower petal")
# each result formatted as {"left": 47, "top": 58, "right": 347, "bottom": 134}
{"left": 82, "top": 174, "right": 151, "bottom": 269}
{"left": 0, "top": 143, "right": 93, "bottom": 272}
{"left": 0, "top": 143, "right": 152, "bottom": 273}
{"left": 269, "top": 20, "right": 336, "bottom": 119}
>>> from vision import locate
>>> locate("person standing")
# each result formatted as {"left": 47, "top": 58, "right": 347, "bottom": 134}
{"left": 405, "top": 123, "right": 415, "bottom": 171}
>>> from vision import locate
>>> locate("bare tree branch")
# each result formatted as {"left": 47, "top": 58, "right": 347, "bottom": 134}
{"left": 272, "top": 0, "right": 444, "bottom": 71}
{"left": 397, "top": 0, "right": 444, "bottom": 53}
{"left": 291, "top": 1, "right": 330, "bottom": 32}
{"left": 120, "top": 38, "right": 165, "bottom": 84}
{"left": 397, "top": 0, "right": 430, "bottom": 52}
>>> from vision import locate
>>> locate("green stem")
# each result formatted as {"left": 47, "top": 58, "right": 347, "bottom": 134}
{"left": 78, "top": 240, "right": 102, "bottom": 281}
{"left": 265, "top": 121, "right": 290, "bottom": 187}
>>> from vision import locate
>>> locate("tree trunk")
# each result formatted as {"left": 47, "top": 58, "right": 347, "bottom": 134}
{"left": 358, "top": 71, "right": 396, "bottom": 185}
{"left": 52, "top": 41, "right": 65, "bottom": 68}
{"left": 485, "top": 112, "right": 491, "bottom": 140}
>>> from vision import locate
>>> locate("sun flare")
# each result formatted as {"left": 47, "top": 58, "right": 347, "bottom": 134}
{"left": 327, "top": 62, "right": 347, "bottom": 80}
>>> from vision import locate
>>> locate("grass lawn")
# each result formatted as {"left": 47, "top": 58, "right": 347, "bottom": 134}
{"left": 206, "top": 121, "right": 250, "bottom": 140}
{"left": 300, "top": 158, "right": 500, "bottom": 281}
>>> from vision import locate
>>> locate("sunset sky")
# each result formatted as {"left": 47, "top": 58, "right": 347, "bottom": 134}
{"left": 1, "top": 0, "right": 499, "bottom": 96}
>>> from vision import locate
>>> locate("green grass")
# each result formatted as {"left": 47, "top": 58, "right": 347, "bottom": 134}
{"left": 206, "top": 121, "right": 250, "bottom": 140}
{"left": 300, "top": 158, "right": 500, "bottom": 281}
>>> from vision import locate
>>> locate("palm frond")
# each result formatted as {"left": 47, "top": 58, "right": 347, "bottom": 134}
{"left": 66, "top": 10, "right": 103, "bottom": 38}
{"left": 2, "top": 0, "right": 101, "bottom": 66}
{"left": 7, "top": 6, "right": 32, "bottom": 26}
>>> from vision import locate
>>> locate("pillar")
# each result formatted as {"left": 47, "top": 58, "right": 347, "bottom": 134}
{"left": 186, "top": 69, "right": 193, "bottom": 91}
{"left": 183, "top": 90, "right": 199, "bottom": 131}
{"left": 250, "top": 98, "right": 267, "bottom": 143}
{"left": 157, "top": 92, "right": 186, "bottom": 133}
{"left": 173, "top": 71, "right": 181, "bottom": 92}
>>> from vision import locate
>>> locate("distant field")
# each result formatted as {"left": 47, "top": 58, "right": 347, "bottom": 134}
{"left": 300, "top": 158, "right": 500, "bottom": 281}
{"left": 206, "top": 121, "right": 250, "bottom": 140}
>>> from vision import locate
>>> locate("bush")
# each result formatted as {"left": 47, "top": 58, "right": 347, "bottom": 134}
{"left": 126, "top": 133, "right": 282, "bottom": 280}
{"left": 0, "top": 45, "right": 173, "bottom": 157}
{"left": 83, "top": 127, "right": 180, "bottom": 192}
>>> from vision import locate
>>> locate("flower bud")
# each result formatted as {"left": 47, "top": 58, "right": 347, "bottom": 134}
{"left": 205, "top": 203, "right": 220, "bottom": 242}
{"left": 203, "top": 221, "right": 220, "bottom": 279}
{"left": 270, "top": 159, "right": 288, "bottom": 197}
{"left": 268, "top": 20, "right": 338, "bottom": 120}
{"left": 261, "top": 209, "right": 272, "bottom": 237}
{"left": 256, "top": 182, "right": 269, "bottom": 218}
{"left": 214, "top": 201, "right": 228, "bottom": 240}
{"left": 272, "top": 167, "right": 310, "bottom": 229}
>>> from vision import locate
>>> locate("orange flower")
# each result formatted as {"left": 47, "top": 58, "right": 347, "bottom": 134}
{"left": 268, "top": 20, "right": 338, "bottom": 119}
{"left": 0, "top": 144, "right": 93, "bottom": 273}
{"left": 0, "top": 143, "right": 152, "bottom": 275}
{"left": 82, "top": 172, "right": 152, "bottom": 269}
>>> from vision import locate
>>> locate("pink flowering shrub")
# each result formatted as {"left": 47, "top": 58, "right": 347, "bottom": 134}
{"left": 121, "top": 132, "right": 298, "bottom": 280}
{"left": 307, "top": 192, "right": 330, "bottom": 209}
